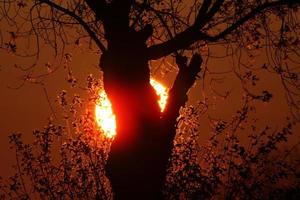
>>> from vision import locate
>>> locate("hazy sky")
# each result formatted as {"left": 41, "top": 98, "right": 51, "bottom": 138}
{"left": 2, "top": 43, "right": 299, "bottom": 177}
{"left": 0, "top": 44, "right": 102, "bottom": 175}
{"left": 1, "top": 1, "right": 300, "bottom": 179}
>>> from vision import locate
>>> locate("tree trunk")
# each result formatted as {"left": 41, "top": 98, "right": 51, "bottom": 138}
{"left": 106, "top": 119, "right": 174, "bottom": 200}
{"left": 100, "top": 23, "right": 202, "bottom": 199}
{"left": 100, "top": 32, "right": 174, "bottom": 199}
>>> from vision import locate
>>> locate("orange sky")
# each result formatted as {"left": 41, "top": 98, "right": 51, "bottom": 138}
{"left": 1, "top": 3, "right": 300, "bottom": 178}
{"left": 1, "top": 42, "right": 299, "bottom": 177}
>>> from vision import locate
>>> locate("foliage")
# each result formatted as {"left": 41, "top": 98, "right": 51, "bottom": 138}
{"left": 0, "top": 76, "right": 113, "bottom": 200}
{"left": 1, "top": 85, "right": 300, "bottom": 199}
{"left": 165, "top": 97, "right": 300, "bottom": 200}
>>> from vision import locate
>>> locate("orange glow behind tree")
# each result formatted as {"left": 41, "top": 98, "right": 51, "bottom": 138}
{"left": 95, "top": 78, "right": 168, "bottom": 138}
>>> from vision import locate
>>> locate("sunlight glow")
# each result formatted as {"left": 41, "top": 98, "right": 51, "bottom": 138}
{"left": 95, "top": 78, "right": 168, "bottom": 138}
{"left": 150, "top": 79, "right": 168, "bottom": 112}
{"left": 95, "top": 91, "right": 117, "bottom": 138}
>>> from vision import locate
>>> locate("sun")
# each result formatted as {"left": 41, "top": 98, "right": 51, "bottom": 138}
{"left": 150, "top": 79, "right": 168, "bottom": 112}
{"left": 95, "top": 91, "right": 117, "bottom": 138}
{"left": 95, "top": 78, "right": 168, "bottom": 138}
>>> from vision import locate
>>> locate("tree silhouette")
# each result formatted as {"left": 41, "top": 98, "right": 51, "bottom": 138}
{"left": 1, "top": 0, "right": 300, "bottom": 199}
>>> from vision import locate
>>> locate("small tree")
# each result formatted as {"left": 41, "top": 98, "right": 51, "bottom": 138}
{"left": 1, "top": 0, "right": 300, "bottom": 199}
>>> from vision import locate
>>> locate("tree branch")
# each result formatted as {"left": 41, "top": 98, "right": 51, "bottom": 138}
{"left": 147, "top": 0, "right": 299, "bottom": 60}
{"left": 39, "top": 0, "right": 106, "bottom": 52}
{"left": 196, "top": 0, "right": 212, "bottom": 23}
{"left": 163, "top": 54, "right": 203, "bottom": 129}
{"left": 206, "top": 0, "right": 299, "bottom": 42}
{"left": 194, "top": 0, "right": 223, "bottom": 30}
{"left": 146, "top": 27, "right": 208, "bottom": 60}
{"left": 158, "top": 54, "right": 202, "bottom": 179}
{"left": 85, "top": 0, "right": 107, "bottom": 21}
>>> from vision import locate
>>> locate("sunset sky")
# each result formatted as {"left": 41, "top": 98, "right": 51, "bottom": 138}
{"left": 1, "top": 41, "right": 299, "bottom": 177}
{"left": 1, "top": 1, "right": 300, "bottom": 185}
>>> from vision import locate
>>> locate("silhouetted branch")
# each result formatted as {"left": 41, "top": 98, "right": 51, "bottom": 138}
{"left": 206, "top": 0, "right": 300, "bottom": 42}
{"left": 147, "top": 0, "right": 299, "bottom": 60}
{"left": 163, "top": 53, "right": 203, "bottom": 130}
{"left": 194, "top": 0, "right": 224, "bottom": 30}
{"left": 39, "top": 0, "right": 106, "bottom": 52}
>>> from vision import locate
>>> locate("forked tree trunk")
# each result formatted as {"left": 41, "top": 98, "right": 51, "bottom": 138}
{"left": 100, "top": 15, "right": 202, "bottom": 198}
{"left": 88, "top": 1, "right": 203, "bottom": 197}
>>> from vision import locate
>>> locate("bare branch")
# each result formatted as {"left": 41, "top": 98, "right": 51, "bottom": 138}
{"left": 39, "top": 0, "right": 106, "bottom": 52}
{"left": 194, "top": 0, "right": 223, "bottom": 29}
{"left": 147, "top": 0, "right": 299, "bottom": 60}
{"left": 146, "top": 27, "right": 208, "bottom": 60}
{"left": 206, "top": 0, "right": 300, "bottom": 42}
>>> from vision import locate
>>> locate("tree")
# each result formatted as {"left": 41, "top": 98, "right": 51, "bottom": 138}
{"left": 1, "top": 0, "right": 300, "bottom": 199}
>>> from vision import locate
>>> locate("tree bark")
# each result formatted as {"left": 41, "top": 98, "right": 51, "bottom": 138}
{"left": 97, "top": 3, "right": 202, "bottom": 197}
{"left": 99, "top": 27, "right": 163, "bottom": 199}
{"left": 100, "top": 29, "right": 202, "bottom": 198}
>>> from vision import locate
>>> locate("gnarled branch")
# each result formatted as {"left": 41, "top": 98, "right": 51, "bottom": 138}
{"left": 146, "top": 0, "right": 299, "bottom": 60}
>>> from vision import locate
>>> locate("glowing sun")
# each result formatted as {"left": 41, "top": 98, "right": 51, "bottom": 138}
{"left": 95, "top": 78, "right": 168, "bottom": 138}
